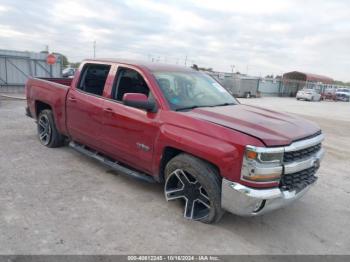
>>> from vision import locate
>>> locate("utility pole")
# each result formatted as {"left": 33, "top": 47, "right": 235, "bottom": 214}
{"left": 230, "top": 65, "right": 235, "bottom": 75}
{"left": 184, "top": 55, "right": 188, "bottom": 66}
{"left": 93, "top": 40, "right": 96, "bottom": 59}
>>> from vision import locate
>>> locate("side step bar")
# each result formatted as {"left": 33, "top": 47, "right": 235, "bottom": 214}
{"left": 69, "top": 141, "right": 155, "bottom": 183}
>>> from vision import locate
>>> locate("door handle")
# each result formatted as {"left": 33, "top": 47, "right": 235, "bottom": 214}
{"left": 68, "top": 96, "right": 77, "bottom": 102}
{"left": 103, "top": 107, "right": 114, "bottom": 113}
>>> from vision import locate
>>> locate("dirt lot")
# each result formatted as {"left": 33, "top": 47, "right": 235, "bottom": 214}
{"left": 0, "top": 97, "right": 349, "bottom": 255}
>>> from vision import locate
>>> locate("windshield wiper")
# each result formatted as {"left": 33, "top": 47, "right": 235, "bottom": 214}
{"left": 175, "top": 105, "right": 205, "bottom": 111}
{"left": 209, "top": 102, "right": 235, "bottom": 107}
{"left": 176, "top": 103, "right": 235, "bottom": 111}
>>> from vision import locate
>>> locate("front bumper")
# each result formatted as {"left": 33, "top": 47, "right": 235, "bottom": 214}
{"left": 222, "top": 146, "right": 325, "bottom": 216}
{"left": 336, "top": 94, "right": 349, "bottom": 101}
{"left": 297, "top": 94, "right": 313, "bottom": 100}
{"left": 222, "top": 179, "right": 313, "bottom": 216}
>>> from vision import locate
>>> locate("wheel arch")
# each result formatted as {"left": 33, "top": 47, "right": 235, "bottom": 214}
{"left": 35, "top": 100, "right": 52, "bottom": 118}
{"left": 158, "top": 146, "right": 220, "bottom": 183}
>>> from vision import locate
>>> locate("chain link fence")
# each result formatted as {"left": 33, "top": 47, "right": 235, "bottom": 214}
{"left": 206, "top": 71, "right": 348, "bottom": 98}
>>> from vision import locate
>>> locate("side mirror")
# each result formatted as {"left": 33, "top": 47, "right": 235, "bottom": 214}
{"left": 122, "top": 93, "right": 157, "bottom": 112}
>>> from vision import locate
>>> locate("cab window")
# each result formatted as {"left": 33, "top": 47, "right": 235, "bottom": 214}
{"left": 112, "top": 68, "right": 151, "bottom": 101}
{"left": 78, "top": 63, "right": 111, "bottom": 96}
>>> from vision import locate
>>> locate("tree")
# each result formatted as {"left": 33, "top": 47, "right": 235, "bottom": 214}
{"left": 53, "top": 53, "right": 69, "bottom": 67}
{"left": 334, "top": 80, "right": 350, "bottom": 86}
{"left": 191, "top": 64, "right": 213, "bottom": 72}
{"left": 191, "top": 64, "right": 199, "bottom": 71}
{"left": 70, "top": 62, "right": 81, "bottom": 69}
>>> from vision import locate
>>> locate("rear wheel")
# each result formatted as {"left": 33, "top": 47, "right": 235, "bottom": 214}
{"left": 164, "top": 154, "right": 224, "bottom": 223}
{"left": 37, "top": 109, "right": 65, "bottom": 148}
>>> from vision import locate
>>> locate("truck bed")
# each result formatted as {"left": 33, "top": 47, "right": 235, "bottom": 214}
{"left": 26, "top": 77, "right": 71, "bottom": 135}
{"left": 37, "top": 77, "right": 73, "bottom": 86}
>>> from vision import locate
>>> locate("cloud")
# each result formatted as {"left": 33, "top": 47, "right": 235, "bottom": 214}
{"left": 0, "top": 0, "right": 349, "bottom": 81}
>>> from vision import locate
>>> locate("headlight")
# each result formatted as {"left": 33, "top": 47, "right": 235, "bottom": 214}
{"left": 241, "top": 146, "right": 284, "bottom": 183}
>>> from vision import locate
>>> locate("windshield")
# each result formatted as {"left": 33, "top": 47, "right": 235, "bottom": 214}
{"left": 337, "top": 89, "right": 349, "bottom": 92}
{"left": 153, "top": 71, "right": 238, "bottom": 111}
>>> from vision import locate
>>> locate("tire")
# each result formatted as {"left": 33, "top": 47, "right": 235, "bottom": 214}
{"left": 37, "top": 109, "right": 65, "bottom": 148}
{"left": 164, "top": 153, "right": 224, "bottom": 223}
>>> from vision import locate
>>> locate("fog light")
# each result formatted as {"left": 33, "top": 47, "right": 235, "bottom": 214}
{"left": 253, "top": 200, "right": 266, "bottom": 213}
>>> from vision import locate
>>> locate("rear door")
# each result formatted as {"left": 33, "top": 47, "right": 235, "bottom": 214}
{"left": 100, "top": 66, "right": 160, "bottom": 173}
{"left": 66, "top": 62, "right": 113, "bottom": 150}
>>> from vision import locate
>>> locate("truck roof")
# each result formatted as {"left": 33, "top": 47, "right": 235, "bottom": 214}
{"left": 86, "top": 58, "right": 194, "bottom": 72}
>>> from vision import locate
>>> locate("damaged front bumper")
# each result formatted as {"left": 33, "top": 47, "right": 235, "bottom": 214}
{"left": 221, "top": 179, "right": 313, "bottom": 216}
{"left": 222, "top": 138, "right": 325, "bottom": 216}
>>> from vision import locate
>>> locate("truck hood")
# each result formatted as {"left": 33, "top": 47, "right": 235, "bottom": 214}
{"left": 184, "top": 105, "right": 320, "bottom": 146}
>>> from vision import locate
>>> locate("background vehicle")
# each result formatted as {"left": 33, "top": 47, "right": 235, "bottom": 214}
{"left": 25, "top": 59, "right": 324, "bottom": 223}
{"left": 206, "top": 72, "right": 258, "bottom": 98}
{"left": 62, "top": 67, "right": 76, "bottom": 78}
{"left": 296, "top": 88, "right": 321, "bottom": 101}
{"left": 220, "top": 77, "right": 258, "bottom": 98}
{"left": 335, "top": 88, "right": 350, "bottom": 102}
{"left": 321, "top": 88, "right": 337, "bottom": 101}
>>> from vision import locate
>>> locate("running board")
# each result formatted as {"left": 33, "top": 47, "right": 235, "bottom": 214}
{"left": 69, "top": 141, "right": 155, "bottom": 183}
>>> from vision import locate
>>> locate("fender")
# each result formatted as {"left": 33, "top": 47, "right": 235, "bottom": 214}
{"left": 152, "top": 123, "right": 244, "bottom": 182}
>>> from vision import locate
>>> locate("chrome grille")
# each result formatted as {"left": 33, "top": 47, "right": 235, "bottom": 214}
{"left": 283, "top": 143, "right": 321, "bottom": 163}
{"left": 280, "top": 166, "right": 318, "bottom": 192}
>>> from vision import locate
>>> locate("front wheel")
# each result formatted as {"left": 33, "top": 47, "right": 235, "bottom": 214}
{"left": 37, "top": 109, "right": 65, "bottom": 148}
{"left": 164, "top": 154, "right": 224, "bottom": 223}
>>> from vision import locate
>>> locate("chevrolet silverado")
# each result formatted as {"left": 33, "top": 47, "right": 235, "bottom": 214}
{"left": 25, "top": 59, "right": 325, "bottom": 223}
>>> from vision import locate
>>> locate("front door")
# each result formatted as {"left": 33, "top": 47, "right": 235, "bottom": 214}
{"left": 101, "top": 67, "right": 159, "bottom": 173}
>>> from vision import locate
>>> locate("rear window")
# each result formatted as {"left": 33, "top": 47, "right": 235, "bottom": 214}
{"left": 78, "top": 63, "right": 111, "bottom": 96}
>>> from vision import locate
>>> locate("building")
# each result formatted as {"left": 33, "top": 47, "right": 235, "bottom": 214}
{"left": 282, "top": 71, "right": 334, "bottom": 96}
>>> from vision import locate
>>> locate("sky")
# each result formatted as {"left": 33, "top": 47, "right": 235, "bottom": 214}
{"left": 0, "top": 0, "right": 349, "bottom": 81}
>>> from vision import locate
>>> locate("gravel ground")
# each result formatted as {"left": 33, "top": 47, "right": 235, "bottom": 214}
{"left": 0, "top": 97, "right": 349, "bottom": 255}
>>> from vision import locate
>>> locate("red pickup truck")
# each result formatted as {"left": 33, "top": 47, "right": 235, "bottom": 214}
{"left": 25, "top": 59, "right": 325, "bottom": 223}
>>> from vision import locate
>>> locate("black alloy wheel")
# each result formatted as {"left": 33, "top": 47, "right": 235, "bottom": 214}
{"left": 165, "top": 168, "right": 211, "bottom": 220}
